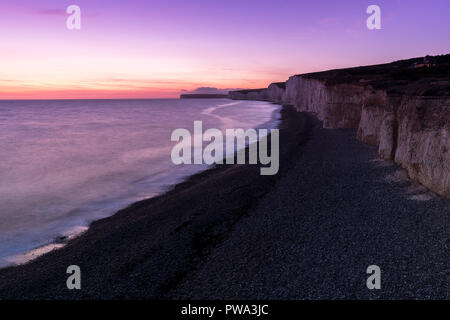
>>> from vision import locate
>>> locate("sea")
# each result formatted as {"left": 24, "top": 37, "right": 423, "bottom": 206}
{"left": 0, "top": 98, "right": 280, "bottom": 267}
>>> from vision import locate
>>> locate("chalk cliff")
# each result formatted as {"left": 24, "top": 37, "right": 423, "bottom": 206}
{"left": 229, "top": 55, "right": 450, "bottom": 198}
{"left": 180, "top": 94, "right": 228, "bottom": 99}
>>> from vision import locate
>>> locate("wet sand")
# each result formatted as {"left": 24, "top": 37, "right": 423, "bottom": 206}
{"left": 0, "top": 106, "right": 448, "bottom": 299}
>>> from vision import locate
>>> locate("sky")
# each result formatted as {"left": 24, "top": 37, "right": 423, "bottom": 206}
{"left": 0, "top": 0, "right": 449, "bottom": 99}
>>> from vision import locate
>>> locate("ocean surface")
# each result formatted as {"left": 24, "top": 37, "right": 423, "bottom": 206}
{"left": 0, "top": 99, "right": 280, "bottom": 268}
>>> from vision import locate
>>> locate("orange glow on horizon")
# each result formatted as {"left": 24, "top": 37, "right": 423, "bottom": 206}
{"left": 0, "top": 77, "right": 275, "bottom": 100}
{"left": 1, "top": 0, "right": 449, "bottom": 99}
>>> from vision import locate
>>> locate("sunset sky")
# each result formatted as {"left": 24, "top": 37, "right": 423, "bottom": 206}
{"left": 1, "top": 0, "right": 449, "bottom": 99}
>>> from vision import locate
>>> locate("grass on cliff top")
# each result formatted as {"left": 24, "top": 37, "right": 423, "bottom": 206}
{"left": 302, "top": 54, "right": 450, "bottom": 96}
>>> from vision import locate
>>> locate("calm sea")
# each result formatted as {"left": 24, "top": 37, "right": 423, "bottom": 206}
{"left": 0, "top": 99, "right": 280, "bottom": 267}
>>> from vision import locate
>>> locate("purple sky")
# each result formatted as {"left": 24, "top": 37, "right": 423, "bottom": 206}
{"left": 1, "top": 0, "right": 449, "bottom": 98}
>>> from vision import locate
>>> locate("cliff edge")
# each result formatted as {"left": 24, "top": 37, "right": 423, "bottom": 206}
{"left": 180, "top": 94, "right": 229, "bottom": 99}
{"left": 229, "top": 55, "right": 450, "bottom": 198}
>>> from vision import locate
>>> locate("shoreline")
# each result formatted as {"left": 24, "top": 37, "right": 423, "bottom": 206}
{"left": 0, "top": 105, "right": 310, "bottom": 298}
{"left": 0, "top": 99, "right": 281, "bottom": 269}
{"left": 0, "top": 106, "right": 448, "bottom": 299}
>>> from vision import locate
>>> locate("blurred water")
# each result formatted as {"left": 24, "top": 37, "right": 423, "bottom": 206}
{"left": 0, "top": 98, "right": 280, "bottom": 267}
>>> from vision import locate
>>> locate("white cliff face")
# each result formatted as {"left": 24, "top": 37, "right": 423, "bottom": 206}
{"left": 284, "top": 76, "right": 365, "bottom": 128}
{"left": 393, "top": 97, "right": 450, "bottom": 197}
{"left": 266, "top": 83, "right": 284, "bottom": 103}
{"left": 283, "top": 76, "right": 328, "bottom": 120}
{"left": 229, "top": 76, "right": 450, "bottom": 198}
{"left": 228, "top": 91, "right": 255, "bottom": 100}
{"left": 228, "top": 90, "right": 264, "bottom": 101}
{"left": 378, "top": 112, "right": 397, "bottom": 159}
{"left": 228, "top": 84, "right": 284, "bottom": 102}
{"left": 282, "top": 76, "right": 303, "bottom": 105}
{"left": 356, "top": 92, "right": 390, "bottom": 145}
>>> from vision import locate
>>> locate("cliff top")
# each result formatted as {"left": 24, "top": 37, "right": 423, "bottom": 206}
{"left": 231, "top": 88, "right": 266, "bottom": 94}
{"left": 180, "top": 94, "right": 229, "bottom": 99}
{"left": 300, "top": 54, "right": 450, "bottom": 96}
{"left": 233, "top": 83, "right": 285, "bottom": 94}
{"left": 270, "top": 82, "right": 286, "bottom": 89}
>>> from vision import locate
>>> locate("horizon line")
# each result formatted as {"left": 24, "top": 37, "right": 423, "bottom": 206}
{"left": 0, "top": 97, "right": 191, "bottom": 101}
